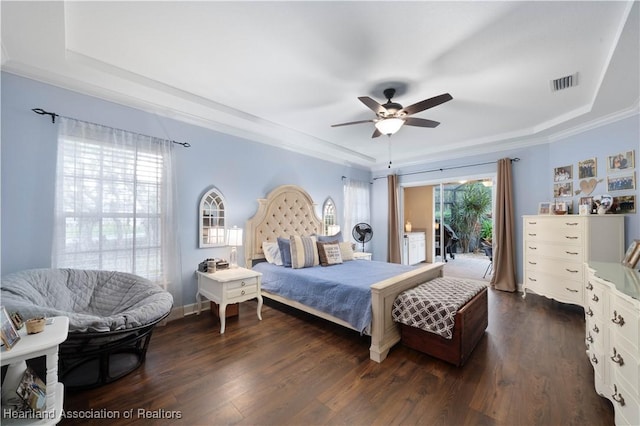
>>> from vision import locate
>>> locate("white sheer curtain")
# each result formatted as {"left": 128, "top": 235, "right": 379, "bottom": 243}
{"left": 343, "top": 178, "right": 371, "bottom": 250}
{"left": 53, "top": 118, "right": 182, "bottom": 307}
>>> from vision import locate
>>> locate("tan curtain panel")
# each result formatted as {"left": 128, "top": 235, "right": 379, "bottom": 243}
{"left": 387, "top": 174, "right": 401, "bottom": 263}
{"left": 491, "top": 158, "right": 517, "bottom": 292}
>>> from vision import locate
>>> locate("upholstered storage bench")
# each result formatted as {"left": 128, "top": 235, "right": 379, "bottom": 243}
{"left": 392, "top": 277, "right": 488, "bottom": 367}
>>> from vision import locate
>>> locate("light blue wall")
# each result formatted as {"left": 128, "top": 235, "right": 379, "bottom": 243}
{"left": 371, "top": 115, "right": 639, "bottom": 284}
{"left": 2, "top": 72, "right": 638, "bottom": 303}
{"left": 0, "top": 72, "right": 370, "bottom": 305}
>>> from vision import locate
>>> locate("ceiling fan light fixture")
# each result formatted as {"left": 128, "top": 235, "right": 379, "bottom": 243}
{"left": 375, "top": 118, "right": 404, "bottom": 135}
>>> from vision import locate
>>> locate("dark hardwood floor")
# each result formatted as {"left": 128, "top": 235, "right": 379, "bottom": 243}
{"left": 61, "top": 289, "right": 614, "bottom": 425}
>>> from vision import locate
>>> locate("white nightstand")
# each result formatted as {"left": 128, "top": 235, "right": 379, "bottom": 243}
{"left": 352, "top": 252, "right": 372, "bottom": 261}
{"left": 196, "top": 268, "right": 263, "bottom": 333}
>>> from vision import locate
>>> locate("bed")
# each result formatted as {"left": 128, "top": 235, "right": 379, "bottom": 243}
{"left": 245, "top": 185, "right": 444, "bottom": 362}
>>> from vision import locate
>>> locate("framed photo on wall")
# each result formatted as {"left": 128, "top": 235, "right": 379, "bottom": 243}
{"left": 578, "top": 158, "right": 597, "bottom": 179}
{"left": 553, "top": 182, "right": 573, "bottom": 198}
{"left": 607, "top": 172, "right": 636, "bottom": 192}
{"left": 553, "top": 165, "right": 573, "bottom": 182}
{"left": 607, "top": 150, "right": 635, "bottom": 173}
{"left": 1, "top": 306, "right": 20, "bottom": 350}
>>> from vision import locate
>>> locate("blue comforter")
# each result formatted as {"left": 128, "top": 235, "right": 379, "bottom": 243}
{"left": 253, "top": 260, "right": 416, "bottom": 333}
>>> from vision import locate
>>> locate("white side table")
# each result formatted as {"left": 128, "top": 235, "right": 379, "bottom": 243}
{"left": 1, "top": 316, "right": 69, "bottom": 425}
{"left": 353, "top": 252, "right": 372, "bottom": 261}
{"left": 196, "top": 268, "right": 263, "bottom": 333}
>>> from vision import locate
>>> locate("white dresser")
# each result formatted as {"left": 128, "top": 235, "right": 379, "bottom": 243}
{"left": 522, "top": 215, "right": 624, "bottom": 307}
{"left": 585, "top": 262, "right": 640, "bottom": 425}
{"left": 403, "top": 232, "right": 426, "bottom": 265}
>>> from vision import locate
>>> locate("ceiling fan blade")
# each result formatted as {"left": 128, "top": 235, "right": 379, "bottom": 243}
{"left": 401, "top": 93, "right": 453, "bottom": 116}
{"left": 371, "top": 128, "right": 382, "bottom": 138}
{"left": 331, "top": 119, "right": 375, "bottom": 128}
{"left": 358, "top": 96, "right": 388, "bottom": 115}
{"left": 404, "top": 117, "right": 441, "bottom": 128}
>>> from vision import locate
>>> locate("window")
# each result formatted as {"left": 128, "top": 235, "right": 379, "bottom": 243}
{"left": 52, "top": 118, "right": 179, "bottom": 288}
{"left": 322, "top": 197, "right": 336, "bottom": 236}
{"left": 200, "top": 188, "right": 226, "bottom": 247}
{"left": 343, "top": 178, "right": 370, "bottom": 244}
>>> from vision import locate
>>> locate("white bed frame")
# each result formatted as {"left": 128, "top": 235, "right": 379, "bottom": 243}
{"left": 245, "top": 185, "right": 444, "bottom": 362}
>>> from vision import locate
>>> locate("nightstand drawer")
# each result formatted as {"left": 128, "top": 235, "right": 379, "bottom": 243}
{"left": 227, "top": 284, "right": 258, "bottom": 299}
{"left": 226, "top": 276, "right": 259, "bottom": 290}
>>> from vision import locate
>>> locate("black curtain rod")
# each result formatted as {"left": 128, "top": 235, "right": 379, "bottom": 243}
{"left": 31, "top": 108, "right": 191, "bottom": 148}
{"left": 372, "top": 157, "right": 520, "bottom": 181}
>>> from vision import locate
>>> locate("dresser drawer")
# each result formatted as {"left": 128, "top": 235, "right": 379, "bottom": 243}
{"left": 524, "top": 218, "right": 584, "bottom": 243}
{"left": 609, "top": 333, "right": 640, "bottom": 396}
{"left": 585, "top": 280, "right": 607, "bottom": 318}
{"left": 524, "top": 270, "right": 583, "bottom": 305}
{"left": 525, "top": 256, "right": 583, "bottom": 280}
{"left": 609, "top": 377, "right": 640, "bottom": 426}
{"left": 524, "top": 241, "right": 584, "bottom": 262}
{"left": 609, "top": 294, "right": 640, "bottom": 353}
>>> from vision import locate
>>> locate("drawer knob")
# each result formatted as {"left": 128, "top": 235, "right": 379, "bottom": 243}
{"left": 241, "top": 281, "right": 246, "bottom": 287}
{"left": 612, "top": 385, "right": 625, "bottom": 406}
{"left": 586, "top": 333, "right": 593, "bottom": 344}
{"left": 611, "top": 348, "right": 625, "bottom": 366}
{"left": 611, "top": 311, "right": 625, "bottom": 327}
{"left": 565, "top": 269, "right": 579, "bottom": 273}
{"left": 592, "top": 294, "right": 599, "bottom": 302}
{"left": 591, "top": 354, "right": 598, "bottom": 364}
{"left": 592, "top": 324, "right": 599, "bottom": 334}
{"left": 241, "top": 290, "right": 246, "bottom": 295}
{"left": 565, "top": 287, "right": 578, "bottom": 293}
{"left": 586, "top": 307, "right": 594, "bottom": 317}
{"left": 586, "top": 282, "right": 593, "bottom": 291}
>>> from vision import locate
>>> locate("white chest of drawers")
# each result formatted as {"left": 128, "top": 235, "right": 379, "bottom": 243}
{"left": 403, "top": 232, "right": 426, "bottom": 265}
{"left": 586, "top": 262, "right": 640, "bottom": 425}
{"left": 522, "top": 215, "right": 624, "bottom": 307}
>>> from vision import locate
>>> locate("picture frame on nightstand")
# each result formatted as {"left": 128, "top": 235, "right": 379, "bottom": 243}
{"left": 1, "top": 306, "right": 21, "bottom": 350}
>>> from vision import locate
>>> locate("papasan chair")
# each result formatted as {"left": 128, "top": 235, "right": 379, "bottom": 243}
{"left": 1, "top": 268, "right": 173, "bottom": 389}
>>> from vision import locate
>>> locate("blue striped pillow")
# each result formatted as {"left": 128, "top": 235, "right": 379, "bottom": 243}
{"left": 290, "top": 235, "right": 319, "bottom": 269}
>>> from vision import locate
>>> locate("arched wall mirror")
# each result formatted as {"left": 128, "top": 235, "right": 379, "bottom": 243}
{"left": 199, "top": 187, "right": 227, "bottom": 248}
{"left": 322, "top": 197, "right": 338, "bottom": 236}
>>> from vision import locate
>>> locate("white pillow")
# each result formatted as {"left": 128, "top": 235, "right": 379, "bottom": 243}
{"left": 339, "top": 241, "right": 354, "bottom": 261}
{"left": 262, "top": 241, "right": 283, "bottom": 266}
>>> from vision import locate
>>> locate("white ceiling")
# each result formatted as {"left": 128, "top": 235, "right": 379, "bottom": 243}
{"left": 2, "top": 1, "right": 639, "bottom": 171}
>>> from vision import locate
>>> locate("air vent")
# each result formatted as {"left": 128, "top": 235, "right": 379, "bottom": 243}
{"left": 551, "top": 73, "right": 578, "bottom": 92}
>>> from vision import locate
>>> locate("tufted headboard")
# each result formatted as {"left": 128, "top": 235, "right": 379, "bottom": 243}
{"left": 244, "top": 185, "right": 323, "bottom": 268}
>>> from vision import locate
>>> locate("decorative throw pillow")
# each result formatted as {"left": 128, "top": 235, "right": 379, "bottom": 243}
{"left": 316, "top": 231, "right": 343, "bottom": 243}
{"left": 277, "top": 237, "right": 292, "bottom": 267}
{"left": 317, "top": 242, "right": 343, "bottom": 266}
{"left": 289, "top": 235, "right": 319, "bottom": 269}
{"left": 262, "top": 241, "right": 283, "bottom": 266}
{"left": 339, "top": 241, "right": 354, "bottom": 261}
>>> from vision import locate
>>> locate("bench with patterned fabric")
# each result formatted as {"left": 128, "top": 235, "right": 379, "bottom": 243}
{"left": 392, "top": 277, "right": 488, "bottom": 366}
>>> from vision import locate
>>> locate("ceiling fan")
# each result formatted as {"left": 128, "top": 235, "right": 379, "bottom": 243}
{"left": 331, "top": 88, "right": 453, "bottom": 138}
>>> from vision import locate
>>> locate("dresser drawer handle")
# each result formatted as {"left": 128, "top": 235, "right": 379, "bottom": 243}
{"left": 565, "top": 251, "right": 579, "bottom": 255}
{"left": 591, "top": 354, "right": 598, "bottom": 364}
{"left": 611, "top": 348, "right": 625, "bottom": 366}
{"left": 592, "top": 295, "right": 599, "bottom": 302}
{"left": 241, "top": 289, "right": 246, "bottom": 295}
{"left": 565, "top": 287, "right": 578, "bottom": 293}
{"left": 528, "top": 277, "right": 537, "bottom": 282}
{"left": 565, "top": 269, "right": 579, "bottom": 273}
{"left": 565, "top": 222, "right": 579, "bottom": 226}
{"left": 592, "top": 324, "right": 599, "bottom": 334}
{"left": 586, "top": 282, "right": 593, "bottom": 291}
{"left": 527, "top": 221, "right": 537, "bottom": 225}
{"left": 586, "top": 307, "right": 594, "bottom": 317}
{"left": 528, "top": 246, "right": 537, "bottom": 250}
{"left": 611, "top": 311, "right": 625, "bottom": 327}
{"left": 612, "top": 385, "right": 625, "bottom": 406}
{"left": 528, "top": 261, "right": 537, "bottom": 265}
{"left": 586, "top": 333, "right": 593, "bottom": 344}
{"left": 564, "top": 236, "right": 578, "bottom": 240}
{"left": 528, "top": 233, "right": 537, "bottom": 237}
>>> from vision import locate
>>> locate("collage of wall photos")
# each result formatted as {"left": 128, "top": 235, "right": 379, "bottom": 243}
{"left": 551, "top": 150, "right": 636, "bottom": 215}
